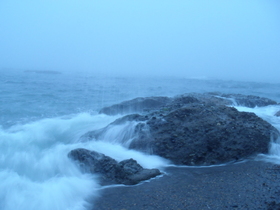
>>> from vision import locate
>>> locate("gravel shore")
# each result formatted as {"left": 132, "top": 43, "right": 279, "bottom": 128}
{"left": 93, "top": 160, "right": 280, "bottom": 210}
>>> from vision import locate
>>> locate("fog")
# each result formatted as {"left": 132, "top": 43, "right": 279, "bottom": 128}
{"left": 0, "top": 0, "right": 279, "bottom": 82}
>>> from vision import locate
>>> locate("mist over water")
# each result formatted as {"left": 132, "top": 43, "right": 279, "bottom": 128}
{"left": 0, "top": 1, "right": 280, "bottom": 82}
{"left": 2, "top": 70, "right": 280, "bottom": 128}
{"left": 0, "top": 113, "right": 103, "bottom": 210}
{"left": 0, "top": 70, "right": 280, "bottom": 209}
{"left": 0, "top": 111, "right": 168, "bottom": 210}
{"left": 0, "top": 0, "right": 280, "bottom": 209}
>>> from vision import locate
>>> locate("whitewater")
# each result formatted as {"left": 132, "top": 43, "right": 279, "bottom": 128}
{"left": 1, "top": 70, "right": 280, "bottom": 210}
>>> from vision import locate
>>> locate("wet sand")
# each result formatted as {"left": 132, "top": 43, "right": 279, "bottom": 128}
{"left": 93, "top": 160, "right": 280, "bottom": 210}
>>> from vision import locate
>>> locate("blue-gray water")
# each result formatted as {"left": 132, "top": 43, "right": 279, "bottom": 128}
{"left": 1, "top": 70, "right": 280, "bottom": 128}
{"left": 1, "top": 69, "right": 280, "bottom": 210}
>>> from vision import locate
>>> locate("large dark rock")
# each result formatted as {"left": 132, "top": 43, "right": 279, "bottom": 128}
{"left": 82, "top": 93, "right": 279, "bottom": 166}
{"left": 68, "top": 148, "right": 161, "bottom": 185}
{"left": 129, "top": 103, "right": 279, "bottom": 165}
{"left": 98, "top": 93, "right": 278, "bottom": 116}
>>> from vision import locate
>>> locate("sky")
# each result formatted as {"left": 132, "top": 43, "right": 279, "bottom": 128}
{"left": 0, "top": 0, "right": 279, "bottom": 82}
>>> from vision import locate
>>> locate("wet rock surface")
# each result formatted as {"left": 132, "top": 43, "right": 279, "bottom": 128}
{"left": 130, "top": 104, "right": 277, "bottom": 165}
{"left": 211, "top": 93, "right": 278, "bottom": 108}
{"left": 68, "top": 148, "right": 161, "bottom": 185}
{"left": 98, "top": 93, "right": 278, "bottom": 116}
{"left": 83, "top": 93, "right": 279, "bottom": 166}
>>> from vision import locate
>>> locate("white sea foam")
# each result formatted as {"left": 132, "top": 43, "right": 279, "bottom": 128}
{"left": 0, "top": 112, "right": 169, "bottom": 210}
{"left": 81, "top": 141, "right": 169, "bottom": 169}
{"left": 2, "top": 72, "right": 280, "bottom": 209}
{"left": 0, "top": 113, "right": 112, "bottom": 210}
{"left": 96, "top": 121, "right": 140, "bottom": 147}
{"left": 235, "top": 105, "right": 280, "bottom": 164}
{"left": 234, "top": 105, "right": 280, "bottom": 129}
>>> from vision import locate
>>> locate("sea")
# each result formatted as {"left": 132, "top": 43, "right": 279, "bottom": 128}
{"left": 1, "top": 69, "right": 280, "bottom": 210}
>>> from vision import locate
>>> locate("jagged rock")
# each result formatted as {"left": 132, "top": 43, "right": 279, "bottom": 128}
{"left": 98, "top": 93, "right": 278, "bottom": 116}
{"left": 83, "top": 93, "right": 280, "bottom": 166}
{"left": 275, "top": 111, "right": 280, "bottom": 117}
{"left": 129, "top": 103, "right": 279, "bottom": 165}
{"left": 68, "top": 148, "right": 118, "bottom": 182}
{"left": 68, "top": 148, "right": 161, "bottom": 185}
{"left": 116, "top": 159, "right": 161, "bottom": 185}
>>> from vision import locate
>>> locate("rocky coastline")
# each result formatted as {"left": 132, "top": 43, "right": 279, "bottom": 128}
{"left": 79, "top": 93, "right": 279, "bottom": 169}
{"left": 67, "top": 93, "right": 280, "bottom": 209}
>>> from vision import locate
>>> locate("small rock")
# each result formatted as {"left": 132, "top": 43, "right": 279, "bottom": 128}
{"left": 68, "top": 148, "right": 161, "bottom": 185}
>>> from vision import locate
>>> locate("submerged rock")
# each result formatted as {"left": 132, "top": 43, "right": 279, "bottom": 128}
{"left": 82, "top": 93, "right": 279, "bottom": 166}
{"left": 68, "top": 148, "right": 161, "bottom": 185}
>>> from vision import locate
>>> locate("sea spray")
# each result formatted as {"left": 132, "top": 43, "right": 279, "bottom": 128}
{"left": 94, "top": 121, "right": 140, "bottom": 147}
{"left": 2, "top": 71, "right": 280, "bottom": 209}
{"left": 0, "top": 170, "right": 96, "bottom": 210}
{"left": 0, "top": 112, "right": 169, "bottom": 210}
{"left": 88, "top": 119, "right": 155, "bottom": 154}
{"left": 0, "top": 113, "right": 116, "bottom": 210}
{"left": 235, "top": 105, "right": 280, "bottom": 164}
{"left": 81, "top": 141, "right": 169, "bottom": 169}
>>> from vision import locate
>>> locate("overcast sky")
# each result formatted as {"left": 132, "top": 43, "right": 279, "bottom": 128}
{"left": 0, "top": 0, "right": 279, "bottom": 82}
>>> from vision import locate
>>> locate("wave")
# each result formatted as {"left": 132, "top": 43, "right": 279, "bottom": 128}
{"left": 234, "top": 105, "right": 280, "bottom": 165}
{"left": 0, "top": 112, "right": 168, "bottom": 210}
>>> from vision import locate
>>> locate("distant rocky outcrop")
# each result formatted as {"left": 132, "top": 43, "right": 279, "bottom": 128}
{"left": 216, "top": 93, "right": 278, "bottom": 108}
{"left": 99, "top": 96, "right": 171, "bottom": 115}
{"left": 68, "top": 148, "right": 161, "bottom": 185}
{"left": 99, "top": 93, "right": 278, "bottom": 116}
{"left": 82, "top": 93, "right": 279, "bottom": 166}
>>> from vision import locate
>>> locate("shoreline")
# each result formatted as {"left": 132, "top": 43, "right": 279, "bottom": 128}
{"left": 93, "top": 160, "right": 280, "bottom": 210}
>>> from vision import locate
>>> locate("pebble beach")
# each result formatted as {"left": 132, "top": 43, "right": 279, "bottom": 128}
{"left": 94, "top": 160, "right": 280, "bottom": 210}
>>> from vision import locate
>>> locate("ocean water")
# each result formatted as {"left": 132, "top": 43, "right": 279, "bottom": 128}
{"left": 1, "top": 69, "right": 280, "bottom": 210}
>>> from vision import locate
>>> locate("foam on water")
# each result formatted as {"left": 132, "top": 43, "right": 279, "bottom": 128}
{"left": 82, "top": 141, "right": 169, "bottom": 169}
{"left": 95, "top": 121, "right": 140, "bottom": 147}
{"left": 235, "top": 105, "right": 280, "bottom": 164}
{"left": 2, "top": 71, "right": 280, "bottom": 209}
{"left": 0, "top": 113, "right": 115, "bottom": 210}
{"left": 0, "top": 112, "right": 169, "bottom": 210}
